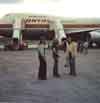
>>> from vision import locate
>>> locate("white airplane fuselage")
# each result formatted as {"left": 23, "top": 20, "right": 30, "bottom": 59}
{"left": 89, "top": 31, "right": 100, "bottom": 47}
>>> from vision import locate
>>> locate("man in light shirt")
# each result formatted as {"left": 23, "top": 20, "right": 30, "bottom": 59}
{"left": 66, "top": 37, "right": 77, "bottom": 76}
{"left": 83, "top": 41, "right": 89, "bottom": 55}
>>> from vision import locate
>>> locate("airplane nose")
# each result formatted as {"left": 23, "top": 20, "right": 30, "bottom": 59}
{"left": 90, "top": 31, "right": 100, "bottom": 39}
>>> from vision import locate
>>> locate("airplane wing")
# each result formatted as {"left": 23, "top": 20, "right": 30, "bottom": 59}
{"left": 64, "top": 28, "right": 100, "bottom": 34}
{"left": 0, "top": 27, "right": 100, "bottom": 32}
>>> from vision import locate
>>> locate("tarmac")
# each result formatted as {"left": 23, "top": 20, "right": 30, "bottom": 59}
{"left": 0, "top": 49, "right": 100, "bottom": 103}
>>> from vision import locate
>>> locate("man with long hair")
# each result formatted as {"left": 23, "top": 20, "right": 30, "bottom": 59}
{"left": 66, "top": 37, "right": 77, "bottom": 76}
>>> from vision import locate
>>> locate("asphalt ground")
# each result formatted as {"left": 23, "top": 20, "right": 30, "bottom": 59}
{"left": 0, "top": 49, "right": 100, "bottom": 103}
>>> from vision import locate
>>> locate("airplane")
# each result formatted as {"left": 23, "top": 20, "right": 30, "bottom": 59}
{"left": 89, "top": 30, "right": 100, "bottom": 47}
{"left": 0, "top": 27, "right": 100, "bottom": 50}
{"left": 64, "top": 28, "right": 100, "bottom": 47}
{"left": 1, "top": 13, "right": 100, "bottom": 50}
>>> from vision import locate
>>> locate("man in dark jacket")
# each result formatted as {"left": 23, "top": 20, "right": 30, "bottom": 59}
{"left": 37, "top": 37, "right": 47, "bottom": 80}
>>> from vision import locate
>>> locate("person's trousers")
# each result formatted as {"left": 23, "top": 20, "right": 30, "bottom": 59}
{"left": 83, "top": 48, "right": 88, "bottom": 55}
{"left": 38, "top": 57, "right": 47, "bottom": 80}
{"left": 53, "top": 59, "right": 60, "bottom": 77}
{"left": 69, "top": 56, "right": 76, "bottom": 76}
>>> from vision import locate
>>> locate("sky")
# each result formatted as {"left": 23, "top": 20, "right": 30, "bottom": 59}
{"left": 0, "top": 0, "right": 100, "bottom": 18}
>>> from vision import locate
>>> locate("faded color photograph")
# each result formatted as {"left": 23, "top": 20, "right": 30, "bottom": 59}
{"left": 0, "top": 0, "right": 100, "bottom": 103}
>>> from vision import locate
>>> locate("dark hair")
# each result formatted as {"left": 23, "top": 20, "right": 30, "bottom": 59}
{"left": 39, "top": 36, "right": 46, "bottom": 44}
{"left": 61, "top": 37, "right": 67, "bottom": 41}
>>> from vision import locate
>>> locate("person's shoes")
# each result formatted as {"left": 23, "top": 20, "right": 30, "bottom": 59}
{"left": 68, "top": 73, "right": 72, "bottom": 75}
{"left": 69, "top": 73, "right": 77, "bottom": 76}
{"left": 72, "top": 74, "right": 77, "bottom": 76}
{"left": 64, "top": 64, "right": 67, "bottom": 67}
{"left": 38, "top": 77, "right": 47, "bottom": 80}
{"left": 56, "top": 74, "right": 60, "bottom": 77}
{"left": 64, "top": 64, "right": 69, "bottom": 67}
{"left": 53, "top": 74, "right": 60, "bottom": 78}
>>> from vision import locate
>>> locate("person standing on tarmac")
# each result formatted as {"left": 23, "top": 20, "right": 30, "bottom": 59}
{"left": 66, "top": 37, "right": 77, "bottom": 76}
{"left": 52, "top": 39, "right": 60, "bottom": 77}
{"left": 37, "top": 37, "right": 47, "bottom": 80}
{"left": 83, "top": 41, "right": 89, "bottom": 55}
